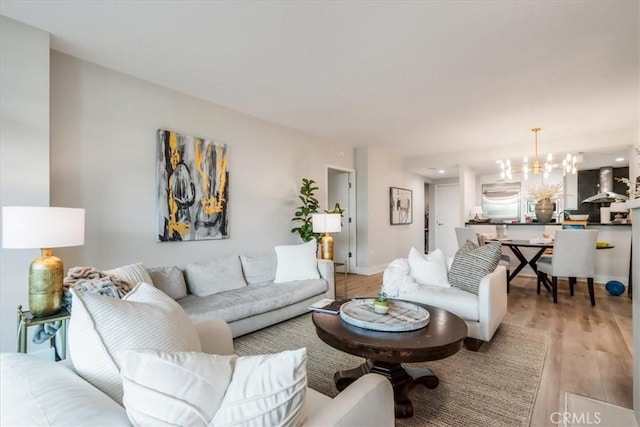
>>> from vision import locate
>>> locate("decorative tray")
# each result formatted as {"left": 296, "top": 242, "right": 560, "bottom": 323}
{"left": 339, "top": 299, "right": 430, "bottom": 332}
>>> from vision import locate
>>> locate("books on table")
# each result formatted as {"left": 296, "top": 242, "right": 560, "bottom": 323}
{"left": 308, "top": 298, "right": 343, "bottom": 315}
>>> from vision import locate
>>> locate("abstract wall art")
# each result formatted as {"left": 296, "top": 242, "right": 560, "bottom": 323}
{"left": 157, "top": 129, "right": 229, "bottom": 241}
{"left": 390, "top": 187, "right": 412, "bottom": 225}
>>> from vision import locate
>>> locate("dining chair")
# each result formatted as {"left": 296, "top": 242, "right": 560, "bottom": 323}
{"left": 455, "top": 227, "right": 511, "bottom": 292}
{"left": 535, "top": 230, "right": 598, "bottom": 305}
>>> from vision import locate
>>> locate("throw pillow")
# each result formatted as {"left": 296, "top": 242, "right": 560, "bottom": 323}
{"left": 183, "top": 255, "right": 247, "bottom": 297}
{"left": 239, "top": 251, "right": 277, "bottom": 285}
{"left": 69, "top": 282, "right": 202, "bottom": 405}
{"left": 103, "top": 262, "right": 153, "bottom": 288}
{"left": 147, "top": 266, "right": 188, "bottom": 300}
{"left": 448, "top": 242, "right": 502, "bottom": 294}
{"left": 119, "top": 349, "right": 307, "bottom": 427}
{"left": 407, "top": 247, "right": 449, "bottom": 287}
{"left": 274, "top": 240, "right": 320, "bottom": 283}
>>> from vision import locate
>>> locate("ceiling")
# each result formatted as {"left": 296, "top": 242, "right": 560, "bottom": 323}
{"left": 1, "top": 1, "right": 638, "bottom": 179}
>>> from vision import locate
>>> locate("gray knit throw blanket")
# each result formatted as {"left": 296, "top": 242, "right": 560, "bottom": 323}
{"left": 32, "top": 266, "right": 133, "bottom": 344}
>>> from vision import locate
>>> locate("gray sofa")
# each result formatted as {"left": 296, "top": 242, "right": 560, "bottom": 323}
{"left": 146, "top": 251, "right": 335, "bottom": 338}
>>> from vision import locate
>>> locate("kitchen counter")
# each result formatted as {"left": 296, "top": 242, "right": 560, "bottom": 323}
{"left": 465, "top": 222, "right": 631, "bottom": 285}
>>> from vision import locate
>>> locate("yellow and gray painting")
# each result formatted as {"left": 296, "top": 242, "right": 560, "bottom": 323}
{"left": 157, "top": 129, "right": 229, "bottom": 241}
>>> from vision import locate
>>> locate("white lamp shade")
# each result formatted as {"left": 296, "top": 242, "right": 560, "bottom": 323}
{"left": 312, "top": 213, "right": 342, "bottom": 233}
{"left": 2, "top": 207, "right": 85, "bottom": 249}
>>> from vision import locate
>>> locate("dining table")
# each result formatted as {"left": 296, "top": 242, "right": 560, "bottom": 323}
{"left": 490, "top": 239, "right": 554, "bottom": 291}
{"left": 489, "top": 239, "right": 615, "bottom": 292}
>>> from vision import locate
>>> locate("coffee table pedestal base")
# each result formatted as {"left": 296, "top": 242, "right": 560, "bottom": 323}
{"left": 334, "top": 359, "right": 439, "bottom": 418}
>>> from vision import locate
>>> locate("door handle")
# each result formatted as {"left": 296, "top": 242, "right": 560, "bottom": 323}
{"left": 437, "top": 222, "right": 444, "bottom": 226}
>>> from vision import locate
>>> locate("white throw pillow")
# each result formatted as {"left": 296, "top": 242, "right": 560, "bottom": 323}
{"left": 69, "top": 282, "right": 202, "bottom": 405}
{"left": 120, "top": 349, "right": 307, "bottom": 427}
{"left": 213, "top": 348, "right": 307, "bottom": 427}
{"left": 408, "top": 247, "right": 450, "bottom": 287}
{"left": 274, "top": 240, "right": 320, "bottom": 283}
{"left": 120, "top": 350, "right": 234, "bottom": 426}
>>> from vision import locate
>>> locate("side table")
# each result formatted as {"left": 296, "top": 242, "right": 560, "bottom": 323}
{"left": 17, "top": 305, "right": 71, "bottom": 360}
{"left": 334, "top": 261, "right": 348, "bottom": 298}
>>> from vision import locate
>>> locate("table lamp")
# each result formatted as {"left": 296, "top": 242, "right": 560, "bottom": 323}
{"left": 2, "top": 207, "right": 85, "bottom": 317}
{"left": 312, "top": 213, "right": 341, "bottom": 260}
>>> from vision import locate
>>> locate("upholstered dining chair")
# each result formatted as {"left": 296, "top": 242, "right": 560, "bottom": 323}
{"left": 535, "top": 229, "right": 598, "bottom": 305}
{"left": 455, "top": 227, "right": 511, "bottom": 292}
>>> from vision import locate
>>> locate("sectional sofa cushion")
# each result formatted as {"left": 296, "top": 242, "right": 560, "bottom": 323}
{"left": 147, "top": 266, "right": 188, "bottom": 300}
{"left": 120, "top": 348, "right": 307, "bottom": 427}
{"left": 69, "top": 283, "right": 202, "bottom": 405}
{"left": 274, "top": 240, "right": 320, "bottom": 283}
{"left": 240, "top": 251, "right": 277, "bottom": 285}
{"left": 184, "top": 255, "right": 247, "bottom": 297}
{"left": 179, "top": 278, "right": 328, "bottom": 324}
{"left": 103, "top": 262, "right": 153, "bottom": 287}
{"left": 448, "top": 242, "right": 502, "bottom": 294}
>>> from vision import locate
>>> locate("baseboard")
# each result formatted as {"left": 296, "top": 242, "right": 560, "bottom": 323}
{"left": 351, "top": 263, "right": 388, "bottom": 276}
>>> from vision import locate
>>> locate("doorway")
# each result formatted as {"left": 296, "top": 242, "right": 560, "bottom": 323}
{"left": 326, "top": 166, "right": 356, "bottom": 274}
{"left": 434, "top": 184, "right": 460, "bottom": 257}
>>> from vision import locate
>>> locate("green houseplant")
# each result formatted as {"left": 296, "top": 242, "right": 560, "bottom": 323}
{"left": 373, "top": 289, "right": 389, "bottom": 314}
{"left": 291, "top": 178, "right": 320, "bottom": 242}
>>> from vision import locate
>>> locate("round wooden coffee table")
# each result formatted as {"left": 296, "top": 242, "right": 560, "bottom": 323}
{"left": 312, "top": 300, "right": 467, "bottom": 418}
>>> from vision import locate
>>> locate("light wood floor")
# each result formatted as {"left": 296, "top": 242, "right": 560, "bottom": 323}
{"left": 335, "top": 273, "right": 633, "bottom": 426}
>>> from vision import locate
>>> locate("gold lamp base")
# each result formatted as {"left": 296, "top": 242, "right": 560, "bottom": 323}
{"left": 29, "top": 248, "right": 63, "bottom": 317}
{"left": 319, "top": 233, "right": 335, "bottom": 260}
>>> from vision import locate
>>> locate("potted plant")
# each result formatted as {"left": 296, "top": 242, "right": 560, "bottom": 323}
{"left": 291, "top": 178, "right": 320, "bottom": 242}
{"left": 373, "top": 289, "right": 390, "bottom": 314}
{"left": 528, "top": 182, "right": 562, "bottom": 224}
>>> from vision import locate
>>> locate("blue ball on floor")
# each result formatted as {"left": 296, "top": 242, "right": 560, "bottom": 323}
{"left": 605, "top": 280, "right": 625, "bottom": 296}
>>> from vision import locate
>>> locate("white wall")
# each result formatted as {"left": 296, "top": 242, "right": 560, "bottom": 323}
{"left": 0, "top": 17, "right": 51, "bottom": 353}
{"left": 49, "top": 52, "right": 355, "bottom": 273}
{"left": 459, "top": 165, "right": 477, "bottom": 223}
{"left": 355, "top": 147, "right": 424, "bottom": 274}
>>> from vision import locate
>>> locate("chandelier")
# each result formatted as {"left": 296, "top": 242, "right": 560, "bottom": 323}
{"left": 497, "top": 128, "right": 577, "bottom": 180}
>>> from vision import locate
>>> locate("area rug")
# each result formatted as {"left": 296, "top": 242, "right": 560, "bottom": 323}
{"left": 234, "top": 314, "right": 548, "bottom": 427}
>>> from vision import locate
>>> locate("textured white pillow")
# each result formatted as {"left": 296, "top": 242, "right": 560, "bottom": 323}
{"left": 274, "top": 240, "right": 320, "bottom": 283}
{"left": 120, "top": 350, "right": 234, "bottom": 426}
{"left": 408, "top": 247, "right": 450, "bottom": 287}
{"left": 120, "top": 349, "right": 307, "bottom": 427}
{"left": 69, "top": 282, "right": 202, "bottom": 405}
{"left": 213, "top": 348, "right": 307, "bottom": 426}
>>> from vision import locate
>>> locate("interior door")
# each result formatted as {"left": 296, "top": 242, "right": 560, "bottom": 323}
{"left": 327, "top": 167, "right": 355, "bottom": 273}
{"left": 435, "top": 184, "right": 461, "bottom": 257}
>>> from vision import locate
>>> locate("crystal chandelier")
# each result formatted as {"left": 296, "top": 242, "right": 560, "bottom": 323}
{"left": 497, "top": 128, "right": 576, "bottom": 181}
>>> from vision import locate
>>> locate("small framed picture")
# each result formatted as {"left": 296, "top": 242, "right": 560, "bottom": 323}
{"left": 390, "top": 187, "right": 412, "bottom": 225}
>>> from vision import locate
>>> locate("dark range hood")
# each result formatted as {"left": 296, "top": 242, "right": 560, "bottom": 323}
{"left": 581, "top": 167, "right": 628, "bottom": 203}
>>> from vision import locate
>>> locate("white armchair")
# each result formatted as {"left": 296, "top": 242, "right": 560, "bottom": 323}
{"left": 383, "top": 258, "right": 507, "bottom": 350}
{"left": 1, "top": 318, "right": 395, "bottom": 427}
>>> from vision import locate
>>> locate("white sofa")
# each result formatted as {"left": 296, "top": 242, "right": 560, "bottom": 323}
{"left": 1, "top": 318, "right": 395, "bottom": 427}
{"left": 382, "top": 257, "right": 507, "bottom": 350}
